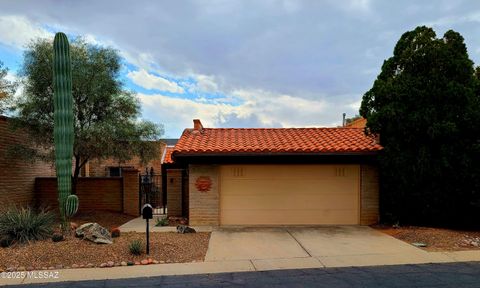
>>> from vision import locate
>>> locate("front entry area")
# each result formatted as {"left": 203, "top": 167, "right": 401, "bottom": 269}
{"left": 219, "top": 164, "right": 360, "bottom": 226}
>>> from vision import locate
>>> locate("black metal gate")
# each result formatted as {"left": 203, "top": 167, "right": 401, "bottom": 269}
{"left": 139, "top": 169, "right": 165, "bottom": 215}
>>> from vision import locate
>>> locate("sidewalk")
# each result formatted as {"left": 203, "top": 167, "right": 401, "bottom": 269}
{"left": 118, "top": 217, "right": 214, "bottom": 232}
{"left": 2, "top": 249, "right": 480, "bottom": 285}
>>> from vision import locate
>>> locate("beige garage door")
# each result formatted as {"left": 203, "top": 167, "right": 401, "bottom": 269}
{"left": 220, "top": 165, "right": 360, "bottom": 225}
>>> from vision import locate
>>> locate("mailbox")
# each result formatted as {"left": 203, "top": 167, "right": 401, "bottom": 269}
{"left": 142, "top": 204, "right": 153, "bottom": 219}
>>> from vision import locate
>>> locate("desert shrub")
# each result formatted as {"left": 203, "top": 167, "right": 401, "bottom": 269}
{"left": 129, "top": 239, "right": 143, "bottom": 255}
{"left": 155, "top": 217, "right": 168, "bottom": 227}
{"left": 0, "top": 236, "right": 13, "bottom": 248}
{"left": 51, "top": 233, "right": 64, "bottom": 242}
{"left": 0, "top": 206, "right": 56, "bottom": 244}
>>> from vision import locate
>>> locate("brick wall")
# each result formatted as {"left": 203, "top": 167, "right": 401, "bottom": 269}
{"left": 360, "top": 164, "right": 380, "bottom": 225}
{"left": 166, "top": 169, "right": 183, "bottom": 217}
{"left": 122, "top": 168, "right": 140, "bottom": 216}
{"left": 35, "top": 177, "right": 123, "bottom": 212}
{"left": 188, "top": 165, "right": 220, "bottom": 226}
{"left": 0, "top": 116, "right": 55, "bottom": 207}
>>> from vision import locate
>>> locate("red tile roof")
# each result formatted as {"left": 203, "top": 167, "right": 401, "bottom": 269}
{"left": 173, "top": 121, "right": 382, "bottom": 156}
{"left": 163, "top": 146, "right": 175, "bottom": 164}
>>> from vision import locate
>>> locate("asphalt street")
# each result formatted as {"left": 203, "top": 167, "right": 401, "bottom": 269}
{"left": 10, "top": 262, "right": 480, "bottom": 288}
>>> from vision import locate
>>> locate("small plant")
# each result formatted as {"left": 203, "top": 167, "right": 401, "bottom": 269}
{"left": 51, "top": 233, "right": 64, "bottom": 242}
{"left": 111, "top": 227, "right": 120, "bottom": 238}
{"left": 129, "top": 239, "right": 143, "bottom": 255}
{"left": 155, "top": 217, "right": 168, "bottom": 227}
{"left": 0, "top": 236, "right": 13, "bottom": 248}
{"left": 0, "top": 206, "right": 55, "bottom": 244}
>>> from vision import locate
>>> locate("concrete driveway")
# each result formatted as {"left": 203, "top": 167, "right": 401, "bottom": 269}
{"left": 205, "top": 226, "right": 453, "bottom": 269}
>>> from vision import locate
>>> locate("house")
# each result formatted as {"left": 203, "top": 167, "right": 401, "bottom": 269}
{"left": 345, "top": 117, "right": 367, "bottom": 128}
{"left": 168, "top": 119, "right": 382, "bottom": 226}
{"left": 84, "top": 139, "right": 178, "bottom": 177}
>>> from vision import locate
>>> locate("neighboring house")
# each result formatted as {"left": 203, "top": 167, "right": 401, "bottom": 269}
{"left": 345, "top": 117, "right": 367, "bottom": 128}
{"left": 85, "top": 139, "right": 178, "bottom": 177}
{"left": 168, "top": 119, "right": 382, "bottom": 226}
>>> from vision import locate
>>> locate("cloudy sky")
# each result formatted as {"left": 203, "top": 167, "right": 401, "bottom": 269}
{"left": 1, "top": 0, "right": 480, "bottom": 137}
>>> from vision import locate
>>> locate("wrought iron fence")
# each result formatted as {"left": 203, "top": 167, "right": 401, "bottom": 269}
{"left": 139, "top": 169, "right": 165, "bottom": 215}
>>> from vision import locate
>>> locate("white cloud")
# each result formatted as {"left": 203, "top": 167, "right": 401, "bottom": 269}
{"left": 190, "top": 74, "right": 219, "bottom": 93}
{"left": 127, "top": 69, "right": 184, "bottom": 93}
{"left": 0, "top": 15, "right": 52, "bottom": 49}
{"left": 138, "top": 88, "right": 331, "bottom": 137}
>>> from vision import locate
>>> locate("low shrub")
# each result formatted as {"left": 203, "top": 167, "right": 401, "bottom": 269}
{"left": 0, "top": 236, "right": 13, "bottom": 248}
{"left": 155, "top": 217, "right": 168, "bottom": 227}
{"left": 0, "top": 206, "right": 56, "bottom": 244}
{"left": 51, "top": 233, "right": 64, "bottom": 242}
{"left": 128, "top": 239, "right": 143, "bottom": 255}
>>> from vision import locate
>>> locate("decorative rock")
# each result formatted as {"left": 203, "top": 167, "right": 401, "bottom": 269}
{"left": 147, "top": 258, "right": 153, "bottom": 264}
{"left": 72, "top": 264, "right": 79, "bottom": 268}
{"left": 159, "top": 261, "right": 165, "bottom": 264}
{"left": 55, "top": 264, "right": 63, "bottom": 269}
{"left": 141, "top": 259, "right": 149, "bottom": 265}
{"left": 86, "top": 263, "right": 94, "bottom": 268}
{"left": 134, "top": 261, "right": 141, "bottom": 265}
{"left": 111, "top": 227, "right": 121, "bottom": 238}
{"left": 79, "top": 264, "right": 85, "bottom": 268}
{"left": 48, "top": 266, "right": 55, "bottom": 270}
{"left": 26, "top": 266, "right": 34, "bottom": 271}
{"left": 75, "top": 223, "right": 113, "bottom": 244}
{"left": 6, "top": 267, "right": 14, "bottom": 272}
{"left": 114, "top": 262, "right": 121, "bottom": 267}
{"left": 121, "top": 261, "right": 128, "bottom": 266}
{"left": 107, "top": 261, "right": 114, "bottom": 267}
{"left": 42, "top": 267, "right": 48, "bottom": 270}
{"left": 152, "top": 260, "right": 159, "bottom": 264}
{"left": 17, "top": 266, "right": 26, "bottom": 271}
{"left": 100, "top": 263, "right": 107, "bottom": 268}
{"left": 65, "top": 266, "right": 70, "bottom": 269}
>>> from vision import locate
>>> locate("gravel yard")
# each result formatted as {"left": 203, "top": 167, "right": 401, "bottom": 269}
{"left": 69, "top": 210, "right": 136, "bottom": 229}
{"left": 0, "top": 211, "right": 210, "bottom": 271}
{"left": 0, "top": 232, "right": 210, "bottom": 270}
{"left": 374, "top": 225, "right": 480, "bottom": 251}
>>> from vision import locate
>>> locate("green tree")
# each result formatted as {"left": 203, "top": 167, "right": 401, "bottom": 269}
{"left": 360, "top": 26, "right": 480, "bottom": 227}
{"left": 0, "top": 61, "right": 16, "bottom": 114}
{"left": 11, "top": 37, "right": 163, "bottom": 193}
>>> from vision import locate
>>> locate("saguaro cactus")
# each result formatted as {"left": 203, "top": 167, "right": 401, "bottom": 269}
{"left": 53, "top": 32, "right": 74, "bottom": 223}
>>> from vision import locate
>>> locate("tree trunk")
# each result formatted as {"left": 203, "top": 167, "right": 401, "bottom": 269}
{"left": 72, "top": 155, "right": 80, "bottom": 195}
{"left": 72, "top": 155, "right": 89, "bottom": 195}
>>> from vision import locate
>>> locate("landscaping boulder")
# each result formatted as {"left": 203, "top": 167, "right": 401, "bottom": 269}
{"left": 75, "top": 223, "right": 113, "bottom": 244}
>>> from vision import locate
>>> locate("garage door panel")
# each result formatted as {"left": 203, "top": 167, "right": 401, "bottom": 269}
{"left": 221, "top": 209, "right": 358, "bottom": 225}
{"left": 222, "top": 180, "right": 357, "bottom": 196}
{"left": 221, "top": 194, "right": 358, "bottom": 210}
{"left": 220, "top": 165, "right": 359, "bottom": 225}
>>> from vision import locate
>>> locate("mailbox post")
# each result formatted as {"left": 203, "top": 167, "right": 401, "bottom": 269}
{"left": 142, "top": 204, "right": 153, "bottom": 254}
